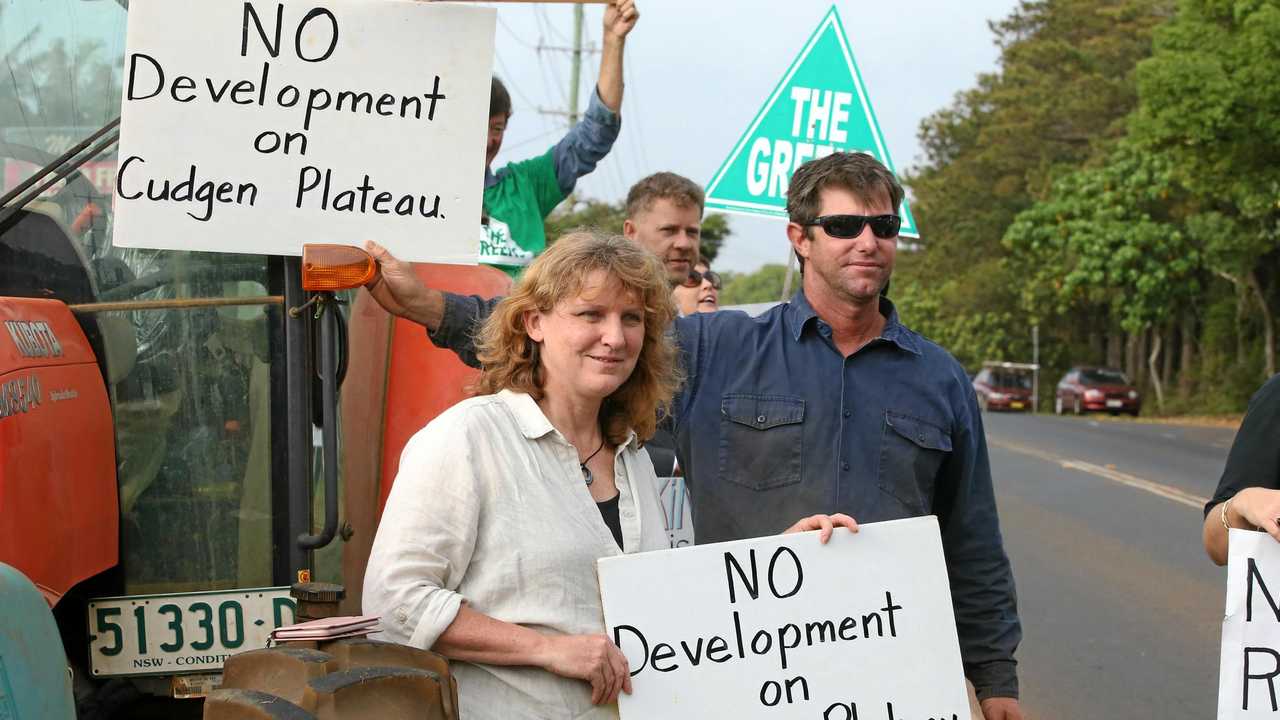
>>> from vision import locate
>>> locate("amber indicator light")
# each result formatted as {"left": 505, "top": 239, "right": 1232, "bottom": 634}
{"left": 302, "top": 244, "right": 378, "bottom": 291}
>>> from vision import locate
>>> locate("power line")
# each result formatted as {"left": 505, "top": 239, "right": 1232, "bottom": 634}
{"left": 531, "top": 10, "right": 570, "bottom": 108}
{"left": 494, "top": 52, "right": 539, "bottom": 109}
{"left": 622, "top": 52, "right": 654, "bottom": 173}
{"left": 496, "top": 16, "right": 539, "bottom": 51}
{"left": 502, "top": 127, "right": 562, "bottom": 153}
{"left": 494, "top": 51, "right": 555, "bottom": 141}
{"left": 536, "top": 5, "right": 571, "bottom": 45}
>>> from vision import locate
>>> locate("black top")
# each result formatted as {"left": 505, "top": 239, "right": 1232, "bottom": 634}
{"left": 1205, "top": 373, "right": 1280, "bottom": 516}
{"left": 596, "top": 493, "right": 623, "bottom": 550}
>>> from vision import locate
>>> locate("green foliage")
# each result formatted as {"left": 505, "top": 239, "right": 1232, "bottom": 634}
{"left": 698, "top": 214, "right": 731, "bottom": 265}
{"left": 1130, "top": 0, "right": 1280, "bottom": 277}
{"left": 1003, "top": 142, "right": 1200, "bottom": 333}
{"left": 544, "top": 200, "right": 627, "bottom": 241}
{"left": 896, "top": 0, "right": 1277, "bottom": 413}
{"left": 719, "top": 264, "right": 800, "bottom": 306}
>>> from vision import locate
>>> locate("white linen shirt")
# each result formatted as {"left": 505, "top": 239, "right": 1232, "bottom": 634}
{"left": 363, "top": 390, "right": 670, "bottom": 720}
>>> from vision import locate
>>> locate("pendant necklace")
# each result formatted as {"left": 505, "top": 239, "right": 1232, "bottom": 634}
{"left": 579, "top": 437, "right": 606, "bottom": 486}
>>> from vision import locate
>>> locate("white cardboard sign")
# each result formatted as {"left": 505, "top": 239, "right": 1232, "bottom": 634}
{"left": 598, "top": 516, "right": 969, "bottom": 720}
{"left": 113, "top": 0, "right": 495, "bottom": 263}
{"left": 1218, "top": 529, "right": 1280, "bottom": 718}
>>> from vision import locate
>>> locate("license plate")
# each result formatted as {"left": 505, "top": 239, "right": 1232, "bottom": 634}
{"left": 1009, "top": 401, "right": 1025, "bottom": 409}
{"left": 87, "top": 587, "right": 296, "bottom": 677}
{"left": 1106, "top": 399, "right": 1124, "bottom": 408}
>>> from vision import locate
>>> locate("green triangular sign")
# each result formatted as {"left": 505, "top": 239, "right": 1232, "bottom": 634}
{"left": 704, "top": 5, "right": 918, "bottom": 238}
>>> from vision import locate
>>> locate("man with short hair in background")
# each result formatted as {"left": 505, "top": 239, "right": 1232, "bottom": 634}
{"left": 668, "top": 152, "right": 1023, "bottom": 718}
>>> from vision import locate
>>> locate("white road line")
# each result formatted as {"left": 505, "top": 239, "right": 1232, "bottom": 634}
{"left": 989, "top": 438, "right": 1210, "bottom": 510}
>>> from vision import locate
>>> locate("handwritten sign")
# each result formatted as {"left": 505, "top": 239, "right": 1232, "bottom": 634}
{"left": 598, "top": 516, "right": 968, "bottom": 720}
{"left": 113, "top": 0, "right": 495, "bottom": 263}
{"left": 1218, "top": 529, "right": 1280, "bottom": 717}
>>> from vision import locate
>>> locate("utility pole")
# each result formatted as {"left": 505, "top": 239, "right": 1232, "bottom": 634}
{"left": 568, "top": 4, "right": 584, "bottom": 126}
{"left": 1032, "top": 324, "right": 1040, "bottom": 414}
{"left": 537, "top": 8, "right": 597, "bottom": 124}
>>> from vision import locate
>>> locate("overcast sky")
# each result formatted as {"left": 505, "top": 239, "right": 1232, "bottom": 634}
{"left": 484, "top": 0, "right": 1021, "bottom": 273}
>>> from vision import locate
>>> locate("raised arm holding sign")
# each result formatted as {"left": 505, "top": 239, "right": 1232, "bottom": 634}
{"left": 479, "top": 0, "right": 639, "bottom": 274}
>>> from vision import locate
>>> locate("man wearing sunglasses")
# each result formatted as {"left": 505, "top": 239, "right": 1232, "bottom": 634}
{"left": 669, "top": 152, "right": 1022, "bottom": 720}
{"left": 365, "top": 154, "right": 1021, "bottom": 719}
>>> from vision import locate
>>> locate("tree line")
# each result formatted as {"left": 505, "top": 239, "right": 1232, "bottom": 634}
{"left": 895, "top": 0, "right": 1278, "bottom": 414}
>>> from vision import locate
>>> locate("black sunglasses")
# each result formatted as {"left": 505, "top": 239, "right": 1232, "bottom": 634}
{"left": 682, "top": 268, "right": 722, "bottom": 290}
{"left": 803, "top": 214, "right": 901, "bottom": 240}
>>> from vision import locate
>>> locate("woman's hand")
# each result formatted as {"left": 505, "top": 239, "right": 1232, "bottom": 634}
{"left": 538, "top": 633, "right": 633, "bottom": 705}
{"left": 1228, "top": 487, "right": 1280, "bottom": 542}
{"left": 783, "top": 513, "right": 859, "bottom": 544}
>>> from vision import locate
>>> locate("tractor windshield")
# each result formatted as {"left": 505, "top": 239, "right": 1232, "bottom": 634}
{"left": 1, "top": 0, "right": 327, "bottom": 593}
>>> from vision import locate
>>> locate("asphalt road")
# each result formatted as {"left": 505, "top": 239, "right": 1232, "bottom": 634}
{"left": 983, "top": 411, "right": 1238, "bottom": 719}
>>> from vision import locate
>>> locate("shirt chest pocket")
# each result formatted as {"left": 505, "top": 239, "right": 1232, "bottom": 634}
{"left": 718, "top": 394, "right": 805, "bottom": 491}
{"left": 877, "top": 412, "right": 951, "bottom": 515}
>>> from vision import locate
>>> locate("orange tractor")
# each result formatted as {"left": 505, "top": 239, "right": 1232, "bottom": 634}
{"left": 0, "top": 3, "right": 510, "bottom": 715}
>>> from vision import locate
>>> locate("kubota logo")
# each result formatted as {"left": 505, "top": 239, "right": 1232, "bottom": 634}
{"left": 4, "top": 320, "right": 63, "bottom": 358}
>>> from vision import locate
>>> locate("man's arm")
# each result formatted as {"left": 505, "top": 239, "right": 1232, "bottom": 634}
{"left": 363, "top": 240, "right": 498, "bottom": 369}
{"left": 935, "top": 380, "right": 1022, "bottom": 716}
{"left": 546, "top": 0, "right": 638, "bottom": 199}
{"left": 596, "top": 0, "right": 638, "bottom": 112}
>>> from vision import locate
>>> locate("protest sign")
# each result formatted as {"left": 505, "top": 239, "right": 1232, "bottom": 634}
{"left": 704, "top": 5, "right": 918, "bottom": 237}
{"left": 598, "top": 516, "right": 967, "bottom": 719}
{"left": 113, "top": 0, "right": 495, "bottom": 263}
{"left": 1218, "top": 529, "right": 1280, "bottom": 717}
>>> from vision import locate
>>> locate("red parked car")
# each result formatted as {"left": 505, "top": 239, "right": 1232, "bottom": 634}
{"left": 1054, "top": 366, "right": 1141, "bottom": 416}
{"left": 973, "top": 366, "right": 1035, "bottom": 412}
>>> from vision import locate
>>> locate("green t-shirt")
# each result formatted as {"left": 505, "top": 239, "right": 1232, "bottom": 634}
{"left": 480, "top": 149, "right": 568, "bottom": 277}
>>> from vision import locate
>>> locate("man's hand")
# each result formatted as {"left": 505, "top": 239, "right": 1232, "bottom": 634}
{"left": 603, "top": 0, "right": 639, "bottom": 41}
{"left": 782, "top": 514, "right": 858, "bottom": 544}
{"left": 362, "top": 240, "right": 444, "bottom": 332}
{"left": 979, "top": 697, "right": 1023, "bottom": 720}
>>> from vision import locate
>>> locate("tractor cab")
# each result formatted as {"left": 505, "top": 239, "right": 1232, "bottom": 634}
{"left": 0, "top": 0, "right": 508, "bottom": 714}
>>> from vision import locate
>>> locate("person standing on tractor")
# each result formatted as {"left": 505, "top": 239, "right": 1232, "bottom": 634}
{"left": 480, "top": 0, "right": 640, "bottom": 275}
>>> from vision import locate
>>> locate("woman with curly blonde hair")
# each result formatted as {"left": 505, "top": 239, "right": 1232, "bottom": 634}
{"left": 364, "top": 230, "right": 680, "bottom": 719}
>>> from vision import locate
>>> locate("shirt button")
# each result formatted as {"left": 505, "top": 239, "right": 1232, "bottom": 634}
{"left": 842, "top": 462, "right": 850, "bottom": 471}
{"left": 843, "top": 410, "right": 851, "bottom": 418}
{"left": 757, "top": 415, "right": 767, "bottom": 424}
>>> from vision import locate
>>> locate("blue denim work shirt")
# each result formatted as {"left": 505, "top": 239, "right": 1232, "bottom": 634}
{"left": 672, "top": 292, "right": 1020, "bottom": 700}
{"left": 425, "top": 289, "right": 1021, "bottom": 699}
